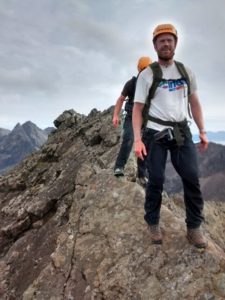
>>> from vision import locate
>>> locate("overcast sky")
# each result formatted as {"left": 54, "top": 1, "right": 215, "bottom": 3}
{"left": 0, "top": 0, "right": 225, "bottom": 133}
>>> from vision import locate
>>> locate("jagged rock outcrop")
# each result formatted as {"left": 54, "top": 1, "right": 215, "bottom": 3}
{"left": 0, "top": 107, "right": 225, "bottom": 299}
{"left": 53, "top": 109, "right": 85, "bottom": 129}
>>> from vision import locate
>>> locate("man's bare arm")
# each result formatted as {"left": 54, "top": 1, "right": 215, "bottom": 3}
{"left": 189, "top": 92, "right": 208, "bottom": 151}
{"left": 112, "top": 95, "right": 125, "bottom": 127}
{"left": 132, "top": 102, "right": 147, "bottom": 160}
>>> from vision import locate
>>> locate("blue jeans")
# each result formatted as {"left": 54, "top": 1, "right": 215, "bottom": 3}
{"left": 143, "top": 128, "right": 204, "bottom": 229}
{"left": 114, "top": 116, "right": 146, "bottom": 178}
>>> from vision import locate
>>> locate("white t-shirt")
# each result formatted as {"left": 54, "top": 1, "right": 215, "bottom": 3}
{"left": 134, "top": 62, "right": 197, "bottom": 131}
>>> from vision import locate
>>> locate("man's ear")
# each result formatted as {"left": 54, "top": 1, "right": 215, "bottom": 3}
{"left": 175, "top": 41, "right": 177, "bottom": 48}
{"left": 174, "top": 36, "right": 178, "bottom": 48}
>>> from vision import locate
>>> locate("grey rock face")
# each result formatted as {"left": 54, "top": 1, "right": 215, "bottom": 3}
{"left": 53, "top": 109, "right": 84, "bottom": 129}
{"left": 0, "top": 128, "right": 10, "bottom": 138}
{"left": 0, "top": 106, "right": 224, "bottom": 299}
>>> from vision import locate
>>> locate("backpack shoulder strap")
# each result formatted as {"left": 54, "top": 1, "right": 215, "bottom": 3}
{"left": 142, "top": 62, "right": 162, "bottom": 127}
{"left": 132, "top": 75, "right": 137, "bottom": 83}
{"left": 174, "top": 60, "right": 192, "bottom": 118}
{"left": 125, "top": 76, "right": 137, "bottom": 103}
{"left": 149, "top": 61, "right": 163, "bottom": 94}
{"left": 132, "top": 75, "right": 137, "bottom": 92}
{"left": 174, "top": 61, "right": 191, "bottom": 96}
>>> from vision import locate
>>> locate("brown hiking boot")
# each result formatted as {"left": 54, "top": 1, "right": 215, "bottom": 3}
{"left": 187, "top": 227, "right": 208, "bottom": 249}
{"left": 149, "top": 224, "right": 162, "bottom": 244}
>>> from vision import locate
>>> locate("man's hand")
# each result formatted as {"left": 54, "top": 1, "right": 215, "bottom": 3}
{"left": 112, "top": 95, "right": 125, "bottom": 128}
{"left": 112, "top": 116, "right": 119, "bottom": 128}
{"left": 198, "top": 132, "right": 209, "bottom": 152}
{"left": 134, "top": 140, "right": 147, "bottom": 160}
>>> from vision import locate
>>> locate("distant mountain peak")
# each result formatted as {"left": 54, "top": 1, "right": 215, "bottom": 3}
{"left": 22, "top": 120, "right": 36, "bottom": 127}
{"left": 14, "top": 122, "right": 22, "bottom": 129}
{"left": 0, "top": 121, "right": 49, "bottom": 173}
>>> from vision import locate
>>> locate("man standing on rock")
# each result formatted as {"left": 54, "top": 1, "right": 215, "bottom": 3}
{"left": 132, "top": 24, "right": 208, "bottom": 248}
{"left": 113, "top": 56, "right": 152, "bottom": 187}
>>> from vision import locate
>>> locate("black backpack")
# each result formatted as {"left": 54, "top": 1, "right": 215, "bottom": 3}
{"left": 142, "top": 61, "right": 191, "bottom": 127}
{"left": 124, "top": 76, "right": 137, "bottom": 116}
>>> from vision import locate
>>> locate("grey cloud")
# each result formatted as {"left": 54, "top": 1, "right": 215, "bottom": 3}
{"left": 0, "top": 0, "right": 224, "bottom": 131}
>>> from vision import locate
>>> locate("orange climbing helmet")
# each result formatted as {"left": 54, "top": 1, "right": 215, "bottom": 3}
{"left": 153, "top": 23, "right": 178, "bottom": 42}
{"left": 137, "top": 56, "right": 152, "bottom": 72}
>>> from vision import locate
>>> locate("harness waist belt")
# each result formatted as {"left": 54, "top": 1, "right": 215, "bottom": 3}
{"left": 148, "top": 115, "right": 190, "bottom": 146}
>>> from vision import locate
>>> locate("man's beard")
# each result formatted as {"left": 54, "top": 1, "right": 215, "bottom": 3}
{"left": 158, "top": 51, "right": 175, "bottom": 61}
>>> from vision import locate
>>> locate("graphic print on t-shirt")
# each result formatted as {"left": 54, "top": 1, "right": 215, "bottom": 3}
{"left": 159, "top": 79, "right": 187, "bottom": 92}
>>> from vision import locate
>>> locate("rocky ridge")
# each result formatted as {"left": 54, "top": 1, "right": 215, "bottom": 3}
{"left": 0, "top": 107, "right": 224, "bottom": 299}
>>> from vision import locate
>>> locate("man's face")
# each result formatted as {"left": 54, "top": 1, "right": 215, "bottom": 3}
{"left": 154, "top": 33, "right": 177, "bottom": 61}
